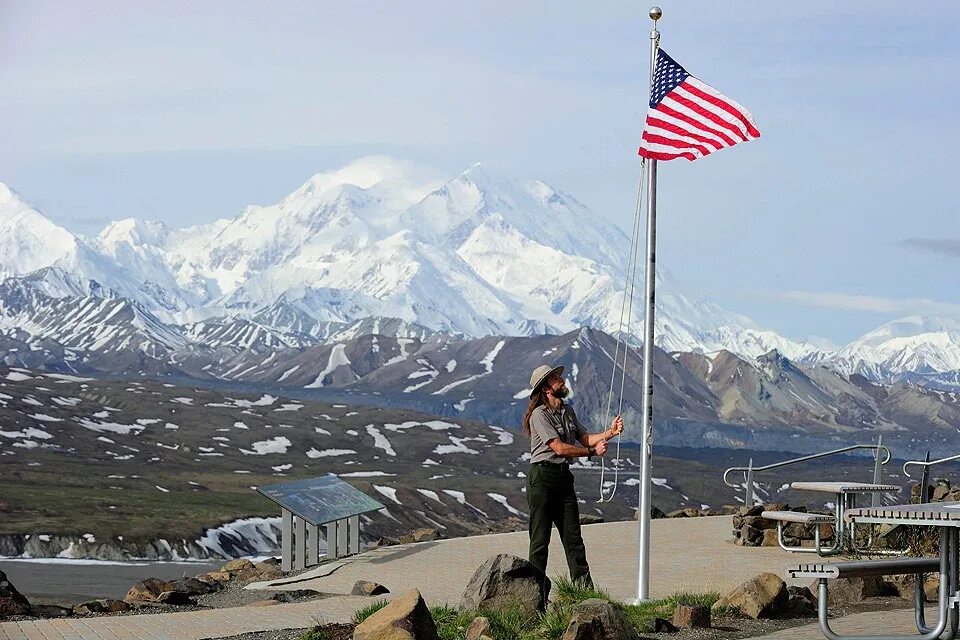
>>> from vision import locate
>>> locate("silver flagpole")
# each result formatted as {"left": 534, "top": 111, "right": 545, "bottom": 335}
{"left": 635, "top": 5, "right": 661, "bottom": 604}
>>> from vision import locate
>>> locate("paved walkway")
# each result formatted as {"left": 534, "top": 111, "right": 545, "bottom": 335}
{"left": 756, "top": 607, "right": 934, "bottom": 639}
{"left": 0, "top": 516, "right": 928, "bottom": 639}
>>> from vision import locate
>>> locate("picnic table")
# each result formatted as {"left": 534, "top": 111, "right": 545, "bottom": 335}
{"left": 790, "top": 501, "right": 960, "bottom": 640}
{"left": 763, "top": 481, "right": 900, "bottom": 556}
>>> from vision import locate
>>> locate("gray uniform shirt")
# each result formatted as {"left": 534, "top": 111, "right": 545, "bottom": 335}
{"left": 529, "top": 403, "right": 587, "bottom": 464}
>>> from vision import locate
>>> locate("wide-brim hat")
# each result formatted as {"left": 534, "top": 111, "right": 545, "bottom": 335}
{"left": 529, "top": 364, "right": 564, "bottom": 398}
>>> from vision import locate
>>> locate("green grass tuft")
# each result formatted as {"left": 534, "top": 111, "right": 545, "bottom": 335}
{"left": 430, "top": 604, "right": 475, "bottom": 640}
{"left": 352, "top": 599, "right": 389, "bottom": 625}
{"left": 296, "top": 628, "right": 328, "bottom": 640}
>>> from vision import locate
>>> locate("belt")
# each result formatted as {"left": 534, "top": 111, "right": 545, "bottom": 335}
{"left": 532, "top": 461, "right": 569, "bottom": 468}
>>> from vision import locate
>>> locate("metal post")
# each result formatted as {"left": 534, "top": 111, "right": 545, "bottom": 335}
{"left": 919, "top": 451, "right": 931, "bottom": 503}
{"left": 744, "top": 458, "right": 755, "bottom": 507}
{"left": 872, "top": 435, "right": 883, "bottom": 507}
{"left": 306, "top": 522, "right": 319, "bottom": 566}
{"left": 635, "top": 5, "right": 662, "bottom": 604}
{"left": 293, "top": 516, "right": 306, "bottom": 570}
{"left": 349, "top": 515, "right": 360, "bottom": 554}
{"left": 337, "top": 517, "right": 349, "bottom": 557}
{"left": 326, "top": 521, "right": 339, "bottom": 559}
{"left": 281, "top": 508, "right": 293, "bottom": 572}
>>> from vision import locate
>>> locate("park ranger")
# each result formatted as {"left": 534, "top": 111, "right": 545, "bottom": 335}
{"left": 523, "top": 364, "right": 623, "bottom": 589}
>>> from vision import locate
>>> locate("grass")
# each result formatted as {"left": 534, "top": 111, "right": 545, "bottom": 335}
{"left": 352, "top": 599, "right": 389, "bottom": 625}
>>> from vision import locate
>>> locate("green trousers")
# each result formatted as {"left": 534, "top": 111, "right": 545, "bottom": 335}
{"left": 526, "top": 462, "right": 593, "bottom": 588}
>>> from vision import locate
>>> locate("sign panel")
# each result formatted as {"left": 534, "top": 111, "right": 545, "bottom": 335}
{"left": 256, "top": 475, "right": 385, "bottom": 526}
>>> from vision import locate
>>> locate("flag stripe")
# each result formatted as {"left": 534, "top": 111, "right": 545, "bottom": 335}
{"left": 638, "top": 49, "right": 759, "bottom": 162}
{"left": 685, "top": 78, "right": 760, "bottom": 138}
{"left": 657, "top": 102, "right": 738, "bottom": 146}
{"left": 644, "top": 116, "right": 723, "bottom": 151}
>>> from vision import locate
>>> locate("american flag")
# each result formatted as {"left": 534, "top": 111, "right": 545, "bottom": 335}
{"left": 638, "top": 49, "right": 759, "bottom": 162}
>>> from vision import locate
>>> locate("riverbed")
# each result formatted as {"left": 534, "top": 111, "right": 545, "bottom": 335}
{"left": 0, "top": 558, "right": 222, "bottom": 605}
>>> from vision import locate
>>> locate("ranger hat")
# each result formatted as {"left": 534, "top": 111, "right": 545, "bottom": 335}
{"left": 529, "top": 364, "right": 564, "bottom": 398}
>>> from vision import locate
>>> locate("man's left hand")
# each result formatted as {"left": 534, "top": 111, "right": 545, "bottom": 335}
{"left": 608, "top": 415, "right": 623, "bottom": 438}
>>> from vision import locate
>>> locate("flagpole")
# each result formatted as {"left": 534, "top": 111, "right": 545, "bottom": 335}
{"left": 635, "top": 5, "right": 661, "bottom": 604}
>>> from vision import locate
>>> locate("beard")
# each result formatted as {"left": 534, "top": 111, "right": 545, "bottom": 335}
{"left": 551, "top": 386, "right": 569, "bottom": 399}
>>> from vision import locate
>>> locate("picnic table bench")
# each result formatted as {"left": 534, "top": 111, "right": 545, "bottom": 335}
{"left": 788, "top": 501, "right": 960, "bottom": 640}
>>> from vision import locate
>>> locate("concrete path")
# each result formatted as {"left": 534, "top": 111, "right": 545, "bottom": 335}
{"left": 756, "top": 606, "right": 934, "bottom": 639}
{"left": 0, "top": 516, "right": 922, "bottom": 639}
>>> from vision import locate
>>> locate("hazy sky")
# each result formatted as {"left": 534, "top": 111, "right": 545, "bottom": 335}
{"left": 2, "top": 1, "right": 958, "bottom": 345}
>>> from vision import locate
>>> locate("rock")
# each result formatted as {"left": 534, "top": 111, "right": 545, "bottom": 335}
{"left": 465, "top": 616, "right": 493, "bottom": 640}
{"left": 221, "top": 558, "right": 255, "bottom": 573}
{"left": 271, "top": 589, "right": 321, "bottom": 603}
{"left": 561, "top": 598, "right": 640, "bottom": 640}
{"left": 73, "top": 599, "right": 129, "bottom": 615}
{"left": 31, "top": 604, "right": 72, "bottom": 618}
{"left": 0, "top": 569, "right": 31, "bottom": 618}
{"left": 764, "top": 503, "right": 789, "bottom": 512}
{"left": 172, "top": 577, "right": 218, "bottom": 596}
{"left": 352, "top": 580, "right": 390, "bottom": 596}
{"left": 714, "top": 572, "right": 789, "bottom": 619}
{"left": 257, "top": 556, "right": 280, "bottom": 567}
{"left": 667, "top": 509, "right": 689, "bottom": 518}
{"left": 198, "top": 570, "right": 231, "bottom": 584}
{"left": 634, "top": 506, "right": 667, "bottom": 520}
{"left": 400, "top": 528, "right": 441, "bottom": 544}
{"left": 885, "top": 574, "right": 940, "bottom": 602}
{"left": 811, "top": 576, "right": 892, "bottom": 606}
{"left": 932, "top": 485, "right": 951, "bottom": 501}
{"left": 673, "top": 603, "right": 710, "bottom": 628}
{"left": 256, "top": 568, "right": 284, "bottom": 581}
{"left": 370, "top": 536, "right": 402, "bottom": 548}
{"left": 460, "top": 554, "right": 550, "bottom": 614}
{"left": 233, "top": 567, "right": 263, "bottom": 583}
{"left": 742, "top": 515, "right": 778, "bottom": 531}
{"left": 761, "top": 529, "right": 780, "bottom": 547}
{"left": 736, "top": 525, "right": 763, "bottom": 546}
{"left": 157, "top": 590, "right": 194, "bottom": 606}
{"left": 642, "top": 617, "right": 679, "bottom": 633}
{"left": 720, "top": 505, "right": 741, "bottom": 515}
{"left": 579, "top": 514, "right": 604, "bottom": 525}
{"left": 124, "top": 578, "right": 175, "bottom": 603}
{"left": 787, "top": 586, "right": 817, "bottom": 618}
{"left": 254, "top": 560, "right": 281, "bottom": 575}
{"left": 737, "top": 505, "right": 764, "bottom": 517}
{"left": 354, "top": 588, "right": 440, "bottom": 640}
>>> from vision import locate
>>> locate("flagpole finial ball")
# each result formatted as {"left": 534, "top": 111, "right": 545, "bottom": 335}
{"left": 649, "top": 6, "right": 662, "bottom": 21}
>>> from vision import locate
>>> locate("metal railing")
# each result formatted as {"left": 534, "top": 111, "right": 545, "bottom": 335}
{"left": 903, "top": 451, "right": 960, "bottom": 503}
{"left": 722, "top": 436, "right": 892, "bottom": 507}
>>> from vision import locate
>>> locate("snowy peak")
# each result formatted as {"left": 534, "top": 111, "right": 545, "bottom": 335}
{"left": 0, "top": 184, "right": 79, "bottom": 279}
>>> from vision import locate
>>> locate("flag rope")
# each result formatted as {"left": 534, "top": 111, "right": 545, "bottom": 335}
{"left": 598, "top": 157, "right": 646, "bottom": 502}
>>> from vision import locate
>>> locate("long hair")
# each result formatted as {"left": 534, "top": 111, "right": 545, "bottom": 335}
{"left": 523, "top": 387, "right": 548, "bottom": 436}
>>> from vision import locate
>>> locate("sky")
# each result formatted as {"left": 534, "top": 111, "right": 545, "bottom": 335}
{"left": 1, "top": 1, "right": 959, "bottom": 346}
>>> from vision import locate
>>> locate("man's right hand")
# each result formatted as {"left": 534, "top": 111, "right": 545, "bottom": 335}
{"left": 594, "top": 441, "right": 608, "bottom": 456}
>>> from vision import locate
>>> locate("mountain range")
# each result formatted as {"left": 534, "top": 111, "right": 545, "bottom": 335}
{"left": 2, "top": 157, "right": 960, "bottom": 417}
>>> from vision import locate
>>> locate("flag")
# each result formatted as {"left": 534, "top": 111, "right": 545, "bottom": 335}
{"left": 638, "top": 49, "right": 760, "bottom": 162}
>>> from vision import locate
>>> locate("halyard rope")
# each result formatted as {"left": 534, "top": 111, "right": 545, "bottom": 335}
{"left": 598, "top": 158, "right": 646, "bottom": 502}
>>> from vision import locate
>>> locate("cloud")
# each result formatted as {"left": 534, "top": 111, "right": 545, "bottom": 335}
{"left": 771, "top": 290, "right": 960, "bottom": 317}
{"left": 900, "top": 238, "right": 960, "bottom": 258}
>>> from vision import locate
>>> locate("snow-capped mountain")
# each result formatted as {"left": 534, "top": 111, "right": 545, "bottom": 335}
{"left": 0, "top": 157, "right": 819, "bottom": 359}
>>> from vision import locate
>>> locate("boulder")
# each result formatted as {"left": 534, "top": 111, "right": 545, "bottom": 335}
{"left": 634, "top": 506, "right": 666, "bottom": 520}
{"left": 157, "top": 590, "right": 194, "bottom": 606}
{"left": 233, "top": 567, "right": 264, "bottom": 583}
{"left": 713, "top": 572, "right": 789, "bottom": 619}
{"left": 932, "top": 485, "right": 951, "bottom": 501}
{"left": 172, "top": 577, "right": 218, "bottom": 596}
{"left": 737, "top": 505, "right": 764, "bottom": 517}
{"left": 811, "top": 576, "right": 892, "bottom": 606}
{"left": 73, "top": 599, "right": 129, "bottom": 615}
{"left": 31, "top": 604, "right": 72, "bottom": 618}
{"left": 736, "top": 525, "right": 764, "bottom": 546}
{"left": 642, "top": 617, "right": 679, "bottom": 633}
{"left": 460, "top": 554, "right": 550, "bottom": 614}
{"left": 579, "top": 514, "right": 604, "bottom": 525}
{"left": 124, "top": 578, "right": 175, "bottom": 603}
{"left": 198, "top": 570, "right": 231, "bottom": 585}
{"left": 221, "top": 558, "right": 255, "bottom": 573}
{"left": 465, "top": 616, "right": 493, "bottom": 640}
{"left": 0, "top": 569, "right": 31, "bottom": 618}
{"left": 353, "top": 588, "right": 440, "bottom": 640}
{"left": 885, "top": 574, "right": 940, "bottom": 602}
{"left": 399, "top": 528, "right": 440, "bottom": 544}
{"left": 787, "top": 586, "right": 817, "bottom": 617}
{"left": 270, "top": 589, "right": 321, "bottom": 603}
{"left": 353, "top": 580, "right": 391, "bottom": 596}
{"left": 561, "top": 598, "right": 640, "bottom": 640}
{"left": 720, "top": 505, "right": 741, "bottom": 515}
{"left": 256, "top": 568, "right": 284, "bottom": 581}
{"left": 761, "top": 529, "right": 780, "bottom": 547}
{"left": 673, "top": 603, "right": 710, "bottom": 628}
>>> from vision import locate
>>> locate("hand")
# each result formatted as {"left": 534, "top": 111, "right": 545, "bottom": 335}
{"left": 594, "top": 440, "right": 609, "bottom": 457}
{"left": 608, "top": 415, "right": 623, "bottom": 438}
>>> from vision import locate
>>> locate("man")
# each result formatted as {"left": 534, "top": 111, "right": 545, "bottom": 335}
{"left": 523, "top": 364, "right": 623, "bottom": 589}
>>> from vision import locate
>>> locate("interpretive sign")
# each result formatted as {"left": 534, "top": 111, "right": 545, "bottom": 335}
{"left": 255, "top": 474, "right": 384, "bottom": 571}
{"left": 257, "top": 475, "right": 384, "bottom": 525}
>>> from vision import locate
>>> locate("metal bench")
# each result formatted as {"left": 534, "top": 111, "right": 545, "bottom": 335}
{"left": 789, "top": 547, "right": 957, "bottom": 640}
{"left": 763, "top": 510, "right": 835, "bottom": 554}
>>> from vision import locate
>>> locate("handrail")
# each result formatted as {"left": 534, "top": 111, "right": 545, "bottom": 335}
{"left": 723, "top": 442, "right": 892, "bottom": 506}
{"left": 903, "top": 452, "right": 960, "bottom": 479}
